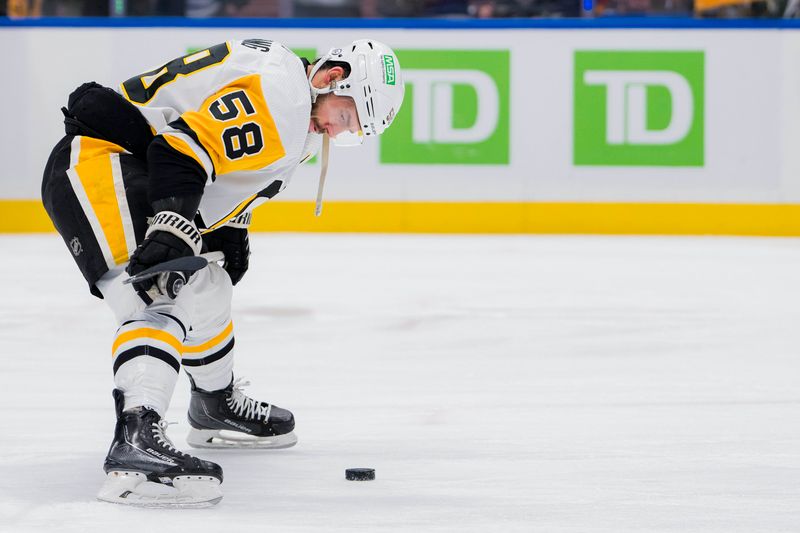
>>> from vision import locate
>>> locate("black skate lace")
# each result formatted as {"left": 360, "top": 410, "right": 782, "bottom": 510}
{"left": 227, "top": 377, "right": 272, "bottom": 421}
{"left": 151, "top": 419, "right": 189, "bottom": 457}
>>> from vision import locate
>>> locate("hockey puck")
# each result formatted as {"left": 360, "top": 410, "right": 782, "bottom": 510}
{"left": 345, "top": 468, "right": 375, "bottom": 481}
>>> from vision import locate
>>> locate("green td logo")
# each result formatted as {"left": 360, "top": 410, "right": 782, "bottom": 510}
{"left": 380, "top": 50, "right": 509, "bottom": 165}
{"left": 574, "top": 51, "right": 704, "bottom": 167}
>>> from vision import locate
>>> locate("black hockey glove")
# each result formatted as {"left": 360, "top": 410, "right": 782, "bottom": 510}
{"left": 127, "top": 211, "right": 203, "bottom": 293}
{"left": 203, "top": 225, "right": 250, "bottom": 286}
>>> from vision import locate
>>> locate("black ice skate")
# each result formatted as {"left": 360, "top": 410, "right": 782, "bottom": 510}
{"left": 97, "top": 389, "right": 223, "bottom": 508}
{"left": 187, "top": 376, "right": 297, "bottom": 449}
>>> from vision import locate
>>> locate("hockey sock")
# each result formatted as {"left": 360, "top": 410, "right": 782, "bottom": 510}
{"left": 112, "top": 310, "right": 186, "bottom": 416}
{"left": 182, "top": 320, "right": 235, "bottom": 392}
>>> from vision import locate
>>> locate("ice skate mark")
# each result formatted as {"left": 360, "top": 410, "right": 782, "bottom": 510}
{"left": 238, "top": 306, "right": 313, "bottom": 319}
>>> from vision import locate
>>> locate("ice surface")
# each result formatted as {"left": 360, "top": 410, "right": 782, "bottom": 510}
{"left": 0, "top": 233, "right": 798, "bottom": 532}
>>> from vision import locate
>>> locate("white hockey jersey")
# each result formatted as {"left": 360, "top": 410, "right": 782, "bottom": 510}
{"left": 118, "top": 39, "right": 321, "bottom": 230}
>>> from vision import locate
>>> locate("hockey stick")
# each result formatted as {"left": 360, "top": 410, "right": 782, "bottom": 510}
{"left": 123, "top": 251, "right": 225, "bottom": 298}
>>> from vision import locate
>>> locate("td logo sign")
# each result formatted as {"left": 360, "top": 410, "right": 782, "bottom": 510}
{"left": 380, "top": 50, "right": 509, "bottom": 165}
{"left": 574, "top": 51, "right": 704, "bottom": 167}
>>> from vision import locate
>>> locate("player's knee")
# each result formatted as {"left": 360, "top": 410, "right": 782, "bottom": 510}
{"left": 185, "top": 263, "right": 233, "bottom": 332}
{"left": 207, "top": 262, "right": 234, "bottom": 300}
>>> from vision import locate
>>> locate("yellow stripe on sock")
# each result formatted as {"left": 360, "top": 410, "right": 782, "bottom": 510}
{"left": 183, "top": 321, "right": 233, "bottom": 354}
{"left": 113, "top": 327, "right": 183, "bottom": 357}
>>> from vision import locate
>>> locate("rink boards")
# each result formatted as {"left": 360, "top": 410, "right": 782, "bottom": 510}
{"left": 2, "top": 20, "right": 800, "bottom": 235}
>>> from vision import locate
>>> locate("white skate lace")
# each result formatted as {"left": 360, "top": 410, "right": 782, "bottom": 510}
{"left": 227, "top": 377, "right": 272, "bottom": 421}
{"left": 151, "top": 420, "right": 188, "bottom": 457}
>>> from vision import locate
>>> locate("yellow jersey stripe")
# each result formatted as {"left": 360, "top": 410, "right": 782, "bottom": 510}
{"left": 75, "top": 137, "right": 130, "bottom": 265}
{"left": 184, "top": 49, "right": 211, "bottom": 64}
{"left": 183, "top": 321, "right": 234, "bottom": 354}
{"left": 201, "top": 194, "right": 258, "bottom": 234}
{"left": 163, "top": 133, "right": 206, "bottom": 170}
{"left": 113, "top": 327, "right": 184, "bottom": 356}
{"left": 141, "top": 66, "right": 168, "bottom": 90}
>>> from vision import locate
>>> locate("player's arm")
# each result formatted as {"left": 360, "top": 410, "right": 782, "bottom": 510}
{"left": 135, "top": 73, "right": 293, "bottom": 286}
{"left": 200, "top": 177, "right": 289, "bottom": 286}
{"left": 129, "top": 39, "right": 296, "bottom": 287}
{"left": 126, "top": 133, "right": 206, "bottom": 292}
{"left": 126, "top": 74, "right": 265, "bottom": 287}
{"left": 202, "top": 211, "right": 250, "bottom": 286}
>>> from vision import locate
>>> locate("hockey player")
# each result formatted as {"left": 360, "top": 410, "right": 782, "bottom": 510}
{"left": 41, "top": 39, "right": 404, "bottom": 508}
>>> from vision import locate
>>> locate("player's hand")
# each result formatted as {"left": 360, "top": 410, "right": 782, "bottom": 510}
{"left": 126, "top": 211, "right": 203, "bottom": 294}
{"left": 203, "top": 226, "right": 250, "bottom": 285}
{"left": 126, "top": 230, "right": 196, "bottom": 293}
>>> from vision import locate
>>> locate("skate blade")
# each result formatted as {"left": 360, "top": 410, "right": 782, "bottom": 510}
{"left": 187, "top": 428, "right": 298, "bottom": 449}
{"left": 97, "top": 471, "right": 223, "bottom": 509}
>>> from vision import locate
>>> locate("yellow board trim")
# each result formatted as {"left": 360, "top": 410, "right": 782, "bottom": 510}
{"left": 112, "top": 327, "right": 183, "bottom": 356}
{"left": 6, "top": 199, "right": 800, "bottom": 236}
{"left": 75, "top": 138, "right": 130, "bottom": 264}
{"left": 183, "top": 321, "right": 234, "bottom": 354}
{"left": 250, "top": 202, "right": 800, "bottom": 236}
{"left": 1, "top": 200, "right": 58, "bottom": 232}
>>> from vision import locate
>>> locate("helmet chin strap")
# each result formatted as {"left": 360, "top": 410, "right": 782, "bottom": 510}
{"left": 309, "top": 77, "right": 332, "bottom": 216}
{"left": 308, "top": 60, "right": 341, "bottom": 215}
{"left": 308, "top": 71, "right": 347, "bottom": 216}
{"left": 314, "top": 133, "right": 330, "bottom": 217}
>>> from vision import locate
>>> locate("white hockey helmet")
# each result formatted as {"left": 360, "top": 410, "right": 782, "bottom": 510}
{"left": 308, "top": 39, "right": 404, "bottom": 146}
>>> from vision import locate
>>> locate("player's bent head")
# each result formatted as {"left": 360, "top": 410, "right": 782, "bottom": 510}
{"left": 308, "top": 39, "right": 405, "bottom": 142}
